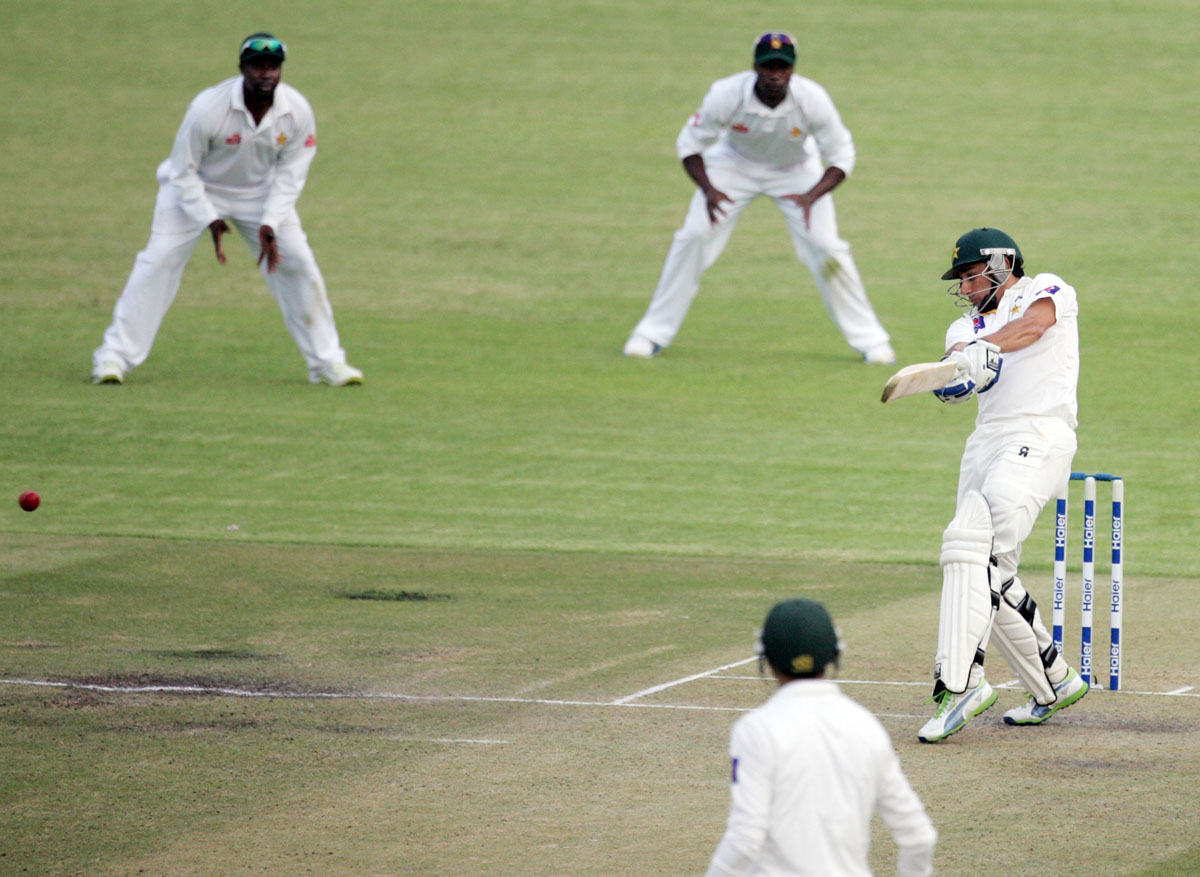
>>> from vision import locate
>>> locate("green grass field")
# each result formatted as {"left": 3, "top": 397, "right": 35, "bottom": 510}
{"left": 2, "top": 1, "right": 1198, "bottom": 874}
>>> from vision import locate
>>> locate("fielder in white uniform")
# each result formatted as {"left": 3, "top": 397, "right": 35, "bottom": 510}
{"left": 917, "top": 228, "right": 1089, "bottom": 743}
{"left": 92, "top": 33, "right": 362, "bottom": 387}
{"left": 624, "top": 32, "right": 894, "bottom": 365}
{"left": 708, "top": 598, "right": 937, "bottom": 877}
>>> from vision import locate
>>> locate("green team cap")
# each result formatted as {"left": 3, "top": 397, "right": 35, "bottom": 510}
{"left": 759, "top": 598, "right": 840, "bottom": 678}
{"left": 754, "top": 32, "right": 796, "bottom": 66}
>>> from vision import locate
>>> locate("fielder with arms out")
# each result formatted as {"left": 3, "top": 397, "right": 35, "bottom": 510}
{"left": 622, "top": 32, "right": 894, "bottom": 365}
{"left": 707, "top": 598, "right": 937, "bottom": 877}
{"left": 917, "top": 227, "right": 1089, "bottom": 743}
{"left": 91, "top": 33, "right": 362, "bottom": 387}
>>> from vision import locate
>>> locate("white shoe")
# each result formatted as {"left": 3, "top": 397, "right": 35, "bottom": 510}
{"left": 861, "top": 343, "right": 897, "bottom": 365}
{"left": 316, "top": 362, "right": 363, "bottom": 386}
{"left": 1003, "top": 668, "right": 1089, "bottom": 725}
{"left": 918, "top": 679, "right": 997, "bottom": 743}
{"left": 622, "top": 335, "right": 662, "bottom": 359}
{"left": 92, "top": 360, "right": 125, "bottom": 384}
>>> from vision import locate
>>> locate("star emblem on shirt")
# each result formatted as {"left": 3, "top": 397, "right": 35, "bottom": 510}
{"left": 276, "top": 133, "right": 288, "bottom": 146}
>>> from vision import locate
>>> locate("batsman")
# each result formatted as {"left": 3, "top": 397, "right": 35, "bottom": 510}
{"left": 918, "top": 228, "right": 1090, "bottom": 743}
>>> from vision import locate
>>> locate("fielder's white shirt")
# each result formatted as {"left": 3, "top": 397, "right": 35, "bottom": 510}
{"left": 944, "top": 273, "right": 1080, "bottom": 429}
{"left": 676, "top": 72, "right": 856, "bottom": 174}
{"left": 156, "top": 76, "right": 318, "bottom": 231}
{"left": 706, "top": 681, "right": 936, "bottom": 877}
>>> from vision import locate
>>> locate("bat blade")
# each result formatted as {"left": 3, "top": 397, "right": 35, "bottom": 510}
{"left": 880, "top": 361, "right": 959, "bottom": 403}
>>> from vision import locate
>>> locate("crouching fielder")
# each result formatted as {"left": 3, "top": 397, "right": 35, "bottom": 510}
{"left": 708, "top": 599, "right": 936, "bottom": 876}
{"left": 918, "top": 228, "right": 1089, "bottom": 744}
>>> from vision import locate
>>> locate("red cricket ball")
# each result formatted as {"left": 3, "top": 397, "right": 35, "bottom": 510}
{"left": 19, "top": 491, "right": 40, "bottom": 512}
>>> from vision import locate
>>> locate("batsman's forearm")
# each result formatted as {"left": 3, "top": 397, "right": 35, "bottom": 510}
{"left": 981, "top": 308, "right": 1055, "bottom": 353}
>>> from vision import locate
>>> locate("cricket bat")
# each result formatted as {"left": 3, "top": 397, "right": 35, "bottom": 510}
{"left": 880, "top": 361, "right": 958, "bottom": 403}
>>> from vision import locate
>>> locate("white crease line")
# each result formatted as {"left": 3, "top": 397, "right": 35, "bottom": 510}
{"left": 429, "top": 738, "right": 511, "bottom": 745}
{"left": 5, "top": 675, "right": 1196, "bottom": 720}
{"left": 612, "top": 656, "right": 758, "bottom": 704}
{"left": 0, "top": 678, "right": 749, "bottom": 712}
{"left": 717, "top": 676, "right": 928, "bottom": 687}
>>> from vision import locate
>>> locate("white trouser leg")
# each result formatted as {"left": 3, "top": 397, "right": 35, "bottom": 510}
{"left": 630, "top": 167, "right": 757, "bottom": 348}
{"left": 771, "top": 190, "right": 889, "bottom": 353}
{"left": 232, "top": 213, "right": 347, "bottom": 378}
{"left": 94, "top": 187, "right": 204, "bottom": 371}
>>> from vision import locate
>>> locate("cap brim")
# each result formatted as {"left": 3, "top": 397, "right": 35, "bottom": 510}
{"left": 941, "top": 268, "right": 958, "bottom": 280}
{"left": 241, "top": 52, "right": 285, "bottom": 63}
{"left": 755, "top": 50, "right": 795, "bottom": 66}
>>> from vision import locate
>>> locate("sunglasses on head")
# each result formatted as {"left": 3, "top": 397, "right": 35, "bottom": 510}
{"left": 242, "top": 37, "right": 285, "bottom": 54}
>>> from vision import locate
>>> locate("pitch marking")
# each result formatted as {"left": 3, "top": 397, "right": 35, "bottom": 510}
{"left": 612, "top": 656, "right": 758, "bottom": 704}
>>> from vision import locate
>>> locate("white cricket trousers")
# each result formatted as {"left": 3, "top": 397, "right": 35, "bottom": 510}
{"left": 94, "top": 184, "right": 349, "bottom": 380}
{"left": 956, "top": 416, "right": 1078, "bottom": 584}
{"left": 630, "top": 149, "right": 890, "bottom": 353}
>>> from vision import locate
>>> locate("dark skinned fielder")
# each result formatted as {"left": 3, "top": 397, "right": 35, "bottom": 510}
{"left": 92, "top": 33, "right": 362, "bottom": 386}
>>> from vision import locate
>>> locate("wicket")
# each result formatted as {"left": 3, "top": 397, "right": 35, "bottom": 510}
{"left": 1052, "top": 472, "right": 1124, "bottom": 690}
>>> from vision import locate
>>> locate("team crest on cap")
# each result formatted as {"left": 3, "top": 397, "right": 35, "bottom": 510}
{"left": 952, "top": 245, "right": 960, "bottom": 259}
{"left": 790, "top": 654, "right": 815, "bottom": 673}
{"left": 770, "top": 37, "right": 783, "bottom": 49}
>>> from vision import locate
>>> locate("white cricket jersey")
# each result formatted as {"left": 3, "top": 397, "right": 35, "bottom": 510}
{"left": 944, "top": 273, "right": 1080, "bottom": 429}
{"left": 156, "top": 77, "right": 318, "bottom": 230}
{"left": 706, "top": 681, "right": 936, "bottom": 877}
{"left": 676, "top": 71, "right": 856, "bottom": 174}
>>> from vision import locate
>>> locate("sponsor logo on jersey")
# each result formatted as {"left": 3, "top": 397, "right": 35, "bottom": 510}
{"left": 1040, "top": 285, "right": 1060, "bottom": 295}
{"left": 972, "top": 315, "right": 986, "bottom": 333}
{"left": 731, "top": 123, "right": 749, "bottom": 133}
{"left": 304, "top": 134, "right": 317, "bottom": 147}
{"left": 225, "top": 133, "right": 241, "bottom": 145}
{"left": 691, "top": 112, "right": 702, "bottom": 126}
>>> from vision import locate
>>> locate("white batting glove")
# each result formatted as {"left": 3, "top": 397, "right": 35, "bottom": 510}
{"left": 945, "top": 341, "right": 1001, "bottom": 390}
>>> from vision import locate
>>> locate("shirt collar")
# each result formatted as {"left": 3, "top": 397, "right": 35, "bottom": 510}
{"left": 772, "top": 678, "right": 841, "bottom": 698}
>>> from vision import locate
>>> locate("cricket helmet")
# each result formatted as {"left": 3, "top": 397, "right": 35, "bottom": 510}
{"left": 941, "top": 227, "right": 1023, "bottom": 280}
{"left": 758, "top": 598, "right": 841, "bottom": 678}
